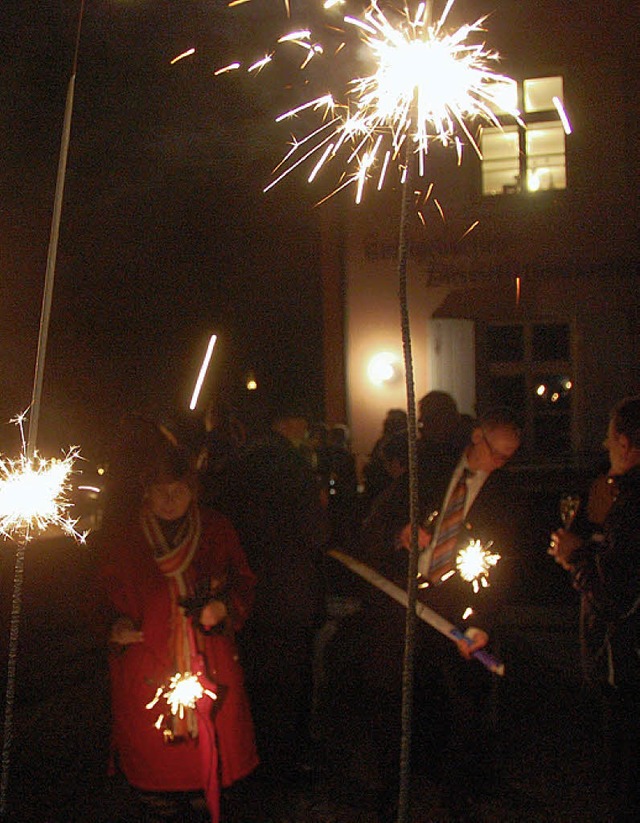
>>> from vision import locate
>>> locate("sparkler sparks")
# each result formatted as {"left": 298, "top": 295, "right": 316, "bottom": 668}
{"left": 146, "top": 671, "right": 217, "bottom": 734}
{"left": 0, "top": 414, "right": 85, "bottom": 544}
{"left": 456, "top": 538, "right": 500, "bottom": 593}
{"left": 254, "top": 0, "right": 520, "bottom": 202}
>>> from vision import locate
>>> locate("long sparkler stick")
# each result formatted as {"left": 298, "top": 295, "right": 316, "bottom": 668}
{"left": 396, "top": 136, "right": 421, "bottom": 822}
{"left": 327, "top": 549, "right": 505, "bottom": 676}
{"left": 1, "top": 5, "right": 86, "bottom": 817}
{"left": 27, "top": 0, "right": 85, "bottom": 458}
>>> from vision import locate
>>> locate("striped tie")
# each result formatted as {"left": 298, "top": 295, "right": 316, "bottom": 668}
{"left": 428, "top": 468, "right": 472, "bottom": 584}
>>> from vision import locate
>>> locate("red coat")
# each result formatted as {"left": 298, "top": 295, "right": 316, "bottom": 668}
{"left": 98, "top": 507, "right": 259, "bottom": 808}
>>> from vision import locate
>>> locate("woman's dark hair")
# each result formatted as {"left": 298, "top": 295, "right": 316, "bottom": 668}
{"left": 142, "top": 443, "right": 197, "bottom": 490}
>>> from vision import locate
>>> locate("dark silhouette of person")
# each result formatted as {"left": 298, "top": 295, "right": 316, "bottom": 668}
{"left": 219, "top": 405, "right": 329, "bottom": 781}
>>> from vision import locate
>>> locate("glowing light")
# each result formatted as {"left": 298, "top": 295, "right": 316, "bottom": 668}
{"left": 0, "top": 414, "right": 85, "bottom": 544}
{"left": 536, "top": 384, "right": 546, "bottom": 396}
{"left": 214, "top": 62, "right": 241, "bottom": 75}
{"left": 456, "top": 538, "right": 500, "bottom": 593}
{"left": 552, "top": 95, "right": 572, "bottom": 135}
{"left": 171, "top": 48, "right": 195, "bottom": 65}
{"left": 261, "top": 0, "right": 519, "bottom": 201}
{"left": 189, "top": 334, "right": 217, "bottom": 411}
{"left": 146, "top": 671, "right": 217, "bottom": 731}
{"left": 367, "top": 351, "right": 399, "bottom": 385}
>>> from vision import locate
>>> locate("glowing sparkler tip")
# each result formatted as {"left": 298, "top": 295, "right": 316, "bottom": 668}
{"left": 0, "top": 415, "right": 85, "bottom": 544}
{"left": 253, "top": 0, "right": 518, "bottom": 203}
{"left": 456, "top": 539, "right": 501, "bottom": 590}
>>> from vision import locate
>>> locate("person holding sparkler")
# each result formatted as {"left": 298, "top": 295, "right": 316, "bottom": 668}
{"left": 346, "top": 406, "right": 523, "bottom": 819}
{"left": 549, "top": 395, "right": 640, "bottom": 822}
{"left": 96, "top": 431, "right": 258, "bottom": 823}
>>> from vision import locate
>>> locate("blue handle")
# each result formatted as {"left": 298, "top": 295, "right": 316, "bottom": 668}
{"left": 450, "top": 628, "right": 505, "bottom": 675}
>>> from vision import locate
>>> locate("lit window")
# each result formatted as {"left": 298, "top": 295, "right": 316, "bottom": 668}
{"left": 480, "top": 75, "right": 568, "bottom": 196}
{"left": 480, "top": 126, "right": 520, "bottom": 196}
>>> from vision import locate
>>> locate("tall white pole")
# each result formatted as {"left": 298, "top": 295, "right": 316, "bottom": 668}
{"left": 27, "top": 0, "right": 86, "bottom": 457}
{"left": 1, "top": 5, "right": 87, "bottom": 818}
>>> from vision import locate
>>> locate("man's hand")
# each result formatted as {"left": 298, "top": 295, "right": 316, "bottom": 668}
{"left": 397, "top": 523, "right": 431, "bottom": 551}
{"left": 110, "top": 617, "right": 144, "bottom": 646}
{"left": 199, "top": 599, "right": 228, "bottom": 630}
{"left": 455, "top": 627, "right": 489, "bottom": 660}
{"left": 548, "top": 528, "right": 584, "bottom": 571}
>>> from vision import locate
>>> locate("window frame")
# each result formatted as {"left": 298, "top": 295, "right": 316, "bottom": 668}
{"left": 479, "top": 75, "right": 569, "bottom": 197}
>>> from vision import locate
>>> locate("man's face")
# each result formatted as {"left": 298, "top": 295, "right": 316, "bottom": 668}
{"left": 469, "top": 425, "right": 520, "bottom": 473}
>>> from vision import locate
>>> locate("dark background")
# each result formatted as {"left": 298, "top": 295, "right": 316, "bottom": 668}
{"left": 0, "top": 0, "right": 334, "bottom": 460}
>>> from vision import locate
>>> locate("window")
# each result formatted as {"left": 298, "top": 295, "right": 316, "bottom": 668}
{"left": 482, "top": 322, "right": 573, "bottom": 458}
{"left": 480, "top": 76, "right": 570, "bottom": 196}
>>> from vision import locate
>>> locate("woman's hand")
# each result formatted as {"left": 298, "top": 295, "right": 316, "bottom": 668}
{"left": 199, "top": 599, "right": 228, "bottom": 630}
{"left": 110, "top": 617, "right": 144, "bottom": 646}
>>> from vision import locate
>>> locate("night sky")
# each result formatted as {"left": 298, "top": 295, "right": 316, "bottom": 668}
{"left": 0, "top": 0, "right": 329, "bottom": 459}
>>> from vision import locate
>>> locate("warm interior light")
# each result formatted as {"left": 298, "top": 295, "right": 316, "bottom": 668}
{"left": 367, "top": 352, "right": 398, "bottom": 386}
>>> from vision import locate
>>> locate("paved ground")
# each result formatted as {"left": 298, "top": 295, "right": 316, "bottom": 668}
{"left": 0, "top": 534, "right": 614, "bottom": 822}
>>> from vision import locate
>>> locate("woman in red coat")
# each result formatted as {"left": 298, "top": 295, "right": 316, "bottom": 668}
{"left": 98, "top": 442, "right": 258, "bottom": 822}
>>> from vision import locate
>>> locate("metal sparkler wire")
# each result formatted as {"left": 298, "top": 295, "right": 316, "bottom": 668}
{"left": 396, "top": 135, "right": 421, "bottom": 823}
{"left": 0, "top": 3, "right": 87, "bottom": 817}
{"left": 221, "top": 3, "right": 518, "bottom": 820}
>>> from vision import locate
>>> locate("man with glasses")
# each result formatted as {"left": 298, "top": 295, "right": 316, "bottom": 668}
{"left": 396, "top": 405, "right": 523, "bottom": 818}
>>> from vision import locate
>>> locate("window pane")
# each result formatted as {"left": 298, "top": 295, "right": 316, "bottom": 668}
{"left": 480, "top": 126, "right": 520, "bottom": 195}
{"left": 526, "top": 122, "right": 566, "bottom": 191}
{"left": 524, "top": 76, "right": 564, "bottom": 112}
{"left": 486, "top": 325, "right": 524, "bottom": 362}
{"left": 532, "top": 324, "right": 570, "bottom": 360}
{"left": 488, "top": 375, "right": 527, "bottom": 412}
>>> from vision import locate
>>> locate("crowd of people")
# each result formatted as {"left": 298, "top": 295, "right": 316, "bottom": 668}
{"left": 88, "top": 391, "right": 639, "bottom": 822}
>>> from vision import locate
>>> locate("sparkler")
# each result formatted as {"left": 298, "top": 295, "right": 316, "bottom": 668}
{"left": 256, "top": 0, "right": 520, "bottom": 202}
{"left": 0, "top": 414, "right": 85, "bottom": 545}
{"left": 226, "top": 4, "right": 517, "bottom": 820}
{"left": 147, "top": 671, "right": 217, "bottom": 739}
{"left": 456, "top": 538, "right": 501, "bottom": 593}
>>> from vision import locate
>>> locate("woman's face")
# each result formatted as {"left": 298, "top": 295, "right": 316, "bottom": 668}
{"left": 147, "top": 480, "right": 193, "bottom": 521}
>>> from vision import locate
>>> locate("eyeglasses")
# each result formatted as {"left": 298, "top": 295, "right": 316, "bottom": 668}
{"left": 481, "top": 430, "right": 515, "bottom": 464}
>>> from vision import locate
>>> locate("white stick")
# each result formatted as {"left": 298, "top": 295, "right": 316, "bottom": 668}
{"left": 328, "top": 549, "right": 505, "bottom": 676}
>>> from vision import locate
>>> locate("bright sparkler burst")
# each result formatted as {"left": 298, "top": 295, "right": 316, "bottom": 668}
{"left": 0, "top": 414, "right": 85, "bottom": 544}
{"left": 260, "top": 0, "right": 520, "bottom": 202}
{"left": 456, "top": 538, "right": 500, "bottom": 593}
{"left": 146, "top": 671, "right": 217, "bottom": 729}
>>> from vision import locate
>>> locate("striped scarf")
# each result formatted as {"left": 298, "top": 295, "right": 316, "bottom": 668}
{"left": 142, "top": 503, "right": 202, "bottom": 739}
